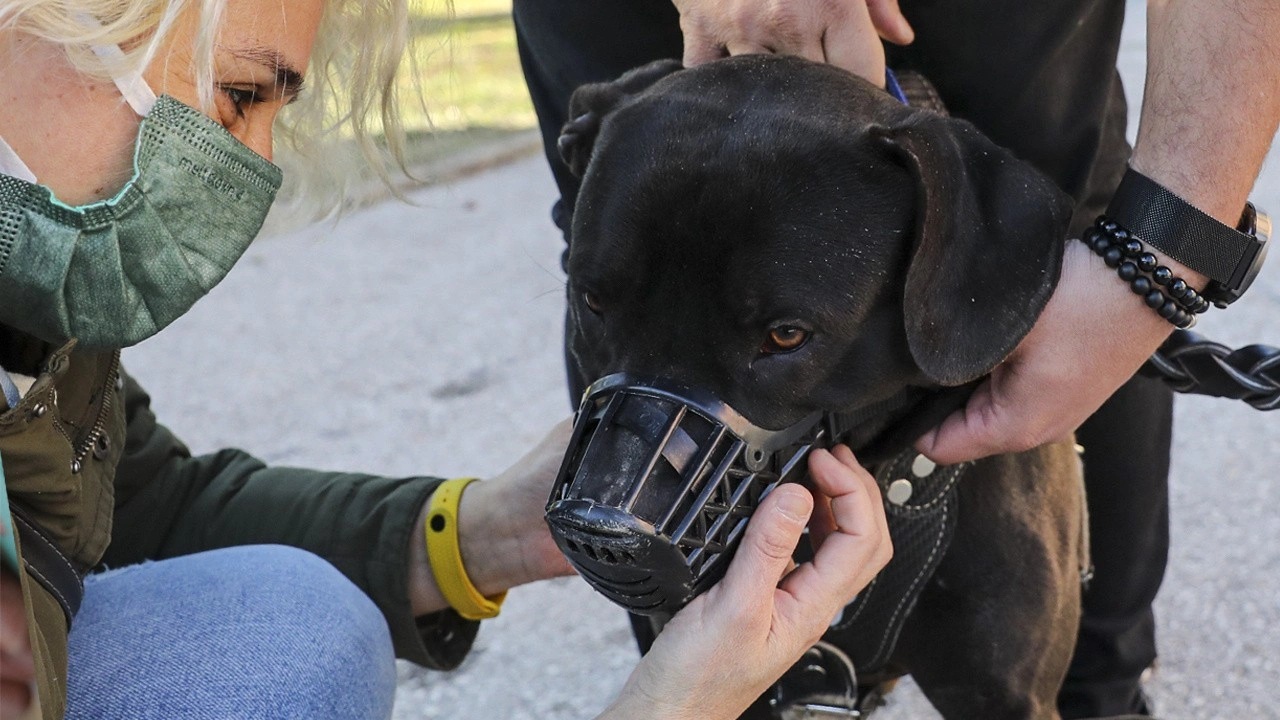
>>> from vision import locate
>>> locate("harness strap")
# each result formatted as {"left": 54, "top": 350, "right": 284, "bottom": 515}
{"left": 832, "top": 453, "right": 966, "bottom": 669}
{"left": 769, "top": 447, "right": 967, "bottom": 718}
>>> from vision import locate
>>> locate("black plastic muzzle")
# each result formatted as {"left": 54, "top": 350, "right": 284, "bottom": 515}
{"left": 546, "top": 373, "right": 827, "bottom": 616}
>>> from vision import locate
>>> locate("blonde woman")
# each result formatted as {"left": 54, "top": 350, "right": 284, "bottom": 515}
{"left": 0, "top": 1, "right": 892, "bottom": 718}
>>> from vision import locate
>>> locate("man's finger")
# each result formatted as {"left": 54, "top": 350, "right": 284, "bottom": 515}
{"left": 807, "top": 492, "right": 837, "bottom": 552}
{"left": 724, "top": 40, "right": 774, "bottom": 58}
{"left": 819, "top": 447, "right": 889, "bottom": 561}
{"left": 779, "top": 450, "right": 889, "bottom": 614}
{"left": 682, "top": 28, "right": 724, "bottom": 66}
{"left": 830, "top": 445, "right": 891, "bottom": 546}
{"left": 796, "top": 39, "right": 828, "bottom": 64}
{"left": 806, "top": 445, "right": 877, "bottom": 557}
{"left": 818, "top": 7, "right": 886, "bottom": 85}
{"left": 866, "top": 0, "right": 915, "bottom": 44}
{"left": 717, "top": 484, "right": 813, "bottom": 612}
{"left": 914, "top": 377, "right": 1012, "bottom": 465}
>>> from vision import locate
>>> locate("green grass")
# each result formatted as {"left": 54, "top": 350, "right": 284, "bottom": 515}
{"left": 298, "top": 0, "right": 537, "bottom": 182}
{"left": 401, "top": 0, "right": 538, "bottom": 145}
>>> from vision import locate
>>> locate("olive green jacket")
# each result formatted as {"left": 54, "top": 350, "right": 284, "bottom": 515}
{"left": 1, "top": 332, "right": 479, "bottom": 719}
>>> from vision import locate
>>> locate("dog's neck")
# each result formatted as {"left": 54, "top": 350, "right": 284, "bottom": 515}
{"left": 833, "top": 383, "right": 977, "bottom": 467}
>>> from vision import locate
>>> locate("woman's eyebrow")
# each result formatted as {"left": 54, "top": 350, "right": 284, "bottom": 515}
{"left": 231, "top": 46, "right": 306, "bottom": 99}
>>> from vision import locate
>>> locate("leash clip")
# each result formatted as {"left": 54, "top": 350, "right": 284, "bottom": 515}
{"left": 770, "top": 642, "right": 866, "bottom": 719}
{"left": 779, "top": 704, "right": 862, "bottom": 720}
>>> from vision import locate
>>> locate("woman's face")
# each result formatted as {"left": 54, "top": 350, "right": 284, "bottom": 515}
{"left": 146, "top": 0, "right": 322, "bottom": 161}
{"left": 0, "top": 0, "right": 322, "bottom": 204}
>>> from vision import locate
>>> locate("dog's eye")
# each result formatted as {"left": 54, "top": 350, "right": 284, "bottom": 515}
{"left": 583, "top": 291, "right": 604, "bottom": 315}
{"left": 763, "top": 325, "right": 810, "bottom": 354}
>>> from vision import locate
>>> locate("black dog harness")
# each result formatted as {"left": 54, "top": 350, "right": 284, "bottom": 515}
{"left": 768, "top": 450, "right": 968, "bottom": 719}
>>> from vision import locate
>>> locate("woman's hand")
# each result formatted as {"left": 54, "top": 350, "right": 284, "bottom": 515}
{"left": 409, "top": 420, "right": 576, "bottom": 616}
{"left": 599, "top": 445, "right": 891, "bottom": 720}
{"left": 672, "top": 0, "right": 914, "bottom": 86}
{"left": 1, "top": 569, "right": 35, "bottom": 718}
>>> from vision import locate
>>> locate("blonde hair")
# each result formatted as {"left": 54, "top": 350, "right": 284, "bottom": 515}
{"left": 0, "top": 0, "right": 429, "bottom": 218}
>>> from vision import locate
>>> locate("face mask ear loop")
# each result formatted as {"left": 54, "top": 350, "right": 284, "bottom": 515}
{"left": 1, "top": 19, "right": 155, "bottom": 182}
{"left": 88, "top": 43, "right": 157, "bottom": 117}
{"left": 0, "top": 134, "right": 37, "bottom": 183}
{"left": 73, "top": 13, "right": 157, "bottom": 116}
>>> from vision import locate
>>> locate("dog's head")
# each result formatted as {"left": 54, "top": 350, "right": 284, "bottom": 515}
{"left": 546, "top": 56, "right": 1073, "bottom": 614}
{"left": 560, "top": 55, "right": 1071, "bottom": 443}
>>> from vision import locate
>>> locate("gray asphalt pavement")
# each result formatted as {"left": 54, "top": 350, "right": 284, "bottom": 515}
{"left": 124, "top": 4, "right": 1280, "bottom": 718}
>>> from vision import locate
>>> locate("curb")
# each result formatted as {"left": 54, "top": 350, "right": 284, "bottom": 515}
{"left": 350, "top": 129, "right": 544, "bottom": 209}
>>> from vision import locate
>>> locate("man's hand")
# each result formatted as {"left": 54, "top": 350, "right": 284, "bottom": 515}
{"left": 673, "top": 0, "right": 913, "bottom": 85}
{"left": 916, "top": 241, "right": 1174, "bottom": 464}
{"left": 1, "top": 569, "right": 35, "bottom": 719}
{"left": 599, "top": 445, "right": 892, "bottom": 720}
{"left": 917, "top": 0, "right": 1280, "bottom": 465}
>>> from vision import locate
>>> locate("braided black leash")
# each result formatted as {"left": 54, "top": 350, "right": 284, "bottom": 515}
{"left": 1141, "top": 330, "right": 1280, "bottom": 410}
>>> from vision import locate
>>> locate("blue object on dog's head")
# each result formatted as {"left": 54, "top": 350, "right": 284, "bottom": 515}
{"left": 885, "top": 68, "right": 909, "bottom": 105}
{"left": 545, "top": 373, "right": 826, "bottom": 616}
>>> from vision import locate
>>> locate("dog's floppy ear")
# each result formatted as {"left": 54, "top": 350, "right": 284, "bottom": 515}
{"left": 557, "top": 59, "right": 684, "bottom": 177}
{"left": 872, "top": 114, "right": 1073, "bottom": 386}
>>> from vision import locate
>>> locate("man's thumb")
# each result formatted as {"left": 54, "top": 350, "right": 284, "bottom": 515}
{"left": 719, "top": 485, "right": 812, "bottom": 602}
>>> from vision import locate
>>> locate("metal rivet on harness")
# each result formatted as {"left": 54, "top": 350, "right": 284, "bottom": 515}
{"left": 886, "top": 478, "right": 914, "bottom": 506}
{"left": 31, "top": 403, "right": 47, "bottom": 418}
{"left": 910, "top": 454, "right": 936, "bottom": 478}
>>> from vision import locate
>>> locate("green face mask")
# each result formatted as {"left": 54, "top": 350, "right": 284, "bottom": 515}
{"left": 0, "top": 91, "right": 282, "bottom": 350}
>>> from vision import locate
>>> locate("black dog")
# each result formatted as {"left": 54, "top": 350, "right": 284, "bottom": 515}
{"left": 557, "top": 56, "right": 1090, "bottom": 719}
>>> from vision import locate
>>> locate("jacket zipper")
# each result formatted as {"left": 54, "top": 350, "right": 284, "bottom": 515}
{"left": 50, "top": 351, "right": 121, "bottom": 474}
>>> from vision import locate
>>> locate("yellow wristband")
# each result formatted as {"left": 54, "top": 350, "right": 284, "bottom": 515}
{"left": 424, "top": 478, "right": 506, "bottom": 620}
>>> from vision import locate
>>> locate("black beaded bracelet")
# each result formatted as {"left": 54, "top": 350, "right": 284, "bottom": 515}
{"left": 1082, "top": 216, "right": 1207, "bottom": 329}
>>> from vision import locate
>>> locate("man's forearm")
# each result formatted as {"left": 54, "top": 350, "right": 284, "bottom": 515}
{"left": 1131, "top": 0, "right": 1280, "bottom": 235}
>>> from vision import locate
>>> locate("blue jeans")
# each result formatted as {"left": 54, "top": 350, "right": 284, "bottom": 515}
{"left": 66, "top": 545, "right": 397, "bottom": 720}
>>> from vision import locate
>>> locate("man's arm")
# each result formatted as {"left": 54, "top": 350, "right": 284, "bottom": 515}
{"left": 918, "top": 0, "right": 1280, "bottom": 462}
{"left": 1134, "top": 0, "right": 1280, "bottom": 227}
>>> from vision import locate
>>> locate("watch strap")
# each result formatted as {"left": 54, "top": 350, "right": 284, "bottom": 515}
{"left": 425, "top": 478, "right": 507, "bottom": 620}
{"left": 1107, "top": 167, "right": 1257, "bottom": 286}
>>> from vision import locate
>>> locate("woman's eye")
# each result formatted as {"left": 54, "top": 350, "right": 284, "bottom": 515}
{"left": 762, "top": 325, "right": 810, "bottom": 354}
{"left": 221, "top": 86, "right": 261, "bottom": 116}
{"left": 583, "top": 291, "right": 604, "bottom": 315}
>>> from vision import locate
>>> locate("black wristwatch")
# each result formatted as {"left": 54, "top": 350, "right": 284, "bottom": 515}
{"left": 1107, "top": 167, "right": 1271, "bottom": 307}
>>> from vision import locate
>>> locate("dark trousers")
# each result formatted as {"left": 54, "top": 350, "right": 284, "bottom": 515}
{"left": 512, "top": 1, "right": 1172, "bottom": 715}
